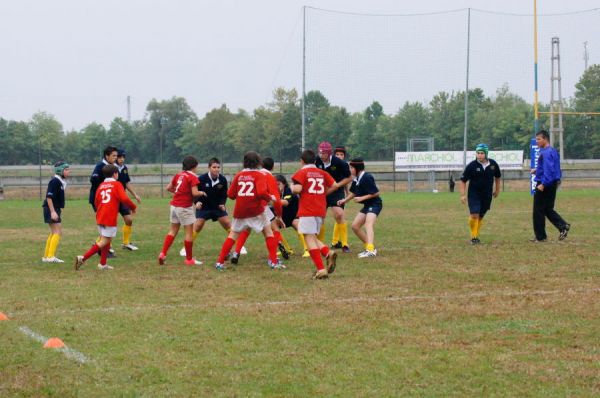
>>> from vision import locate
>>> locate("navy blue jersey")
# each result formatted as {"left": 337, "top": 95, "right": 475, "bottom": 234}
{"left": 350, "top": 172, "right": 382, "bottom": 208}
{"left": 43, "top": 176, "right": 66, "bottom": 209}
{"left": 89, "top": 160, "right": 109, "bottom": 205}
{"left": 460, "top": 159, "right": 501, "bottom": 197}
{"left": 316, "top": 155, "right": 351, "bottom": 183}
{"left": 281, "top": 185, "right": 299, "bottom": 226}
{"left": 117, "top": 164, "right": 131, "bottom": 189}
{"left": 196, "top": 173, "right": 228, "bottom": 210}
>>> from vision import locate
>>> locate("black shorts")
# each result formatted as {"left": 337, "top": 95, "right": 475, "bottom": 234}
{"left": 467, "top": 193, "right": 492, "bottom": 216}
{"left": 43, "top": 207, "right": 62, "bottom": 224}
{"left": 281, "top": 213, "right": 298, "bottom": 229}
{"left": 326, "top": 189, "right": 345, "bottom": 208}
{"left": 119, "top": 203, "right": 132, "bottom": 216}
{"left": 360, "top": 204, "right": 382, "bottom": 216}
{"left": 196, "top": 208, "right": 228, "bottom": 222}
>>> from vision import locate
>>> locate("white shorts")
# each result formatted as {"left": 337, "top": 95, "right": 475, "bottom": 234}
{"left": 97, "top": 225, "right": 118, "bottom": 238}
{"left": 298, "top": 216, "right": 324, "bottom": 235}
{"left": 231, "top": 213, "right": 269, "bottom": 233}
{"left": 263, "top": 206, "right": 275, "bottom": 222}
{"left": 170, "top": 205, "right": 196, "bottom": 226}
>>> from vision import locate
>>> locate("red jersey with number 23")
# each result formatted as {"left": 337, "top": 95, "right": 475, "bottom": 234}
{"left": 228, "top": 169, "right": 271, "bottom": 218}
{"left": 95, "top": 178, "right": 137, "bottom": 227}
{"left": 170, "top": 171, "right": 200, "bottom": 208}
{"left": 292, "top": 165, "right": 335, "bottom": 218}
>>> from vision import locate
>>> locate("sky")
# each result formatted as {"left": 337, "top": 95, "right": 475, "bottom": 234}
{"left": 0, "top": 0, "right": 598, "bottom": 130}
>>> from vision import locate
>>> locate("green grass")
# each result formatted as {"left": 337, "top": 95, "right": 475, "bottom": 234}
{"left": 1, "top": 191, "right": 599, "bottom": 397}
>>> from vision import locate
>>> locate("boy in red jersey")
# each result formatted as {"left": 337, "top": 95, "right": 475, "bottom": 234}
{"left": 158, "top": 156, "right": 205, "bottom": 266}
{"left": 214, "top": 151, "right": 279, "bottom": 271}
{"left": 292, "top": 149, "right": 341, "bottom": 279}
{"left": 75, "top": 164, "right": 137, "bottom": 270}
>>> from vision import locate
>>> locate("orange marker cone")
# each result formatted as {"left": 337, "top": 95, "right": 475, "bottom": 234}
{"left": 44, "top": 337, "right": 66, "bottom": 349}
{"left": 0, "top": 312, "right": 8, "bottom": 321}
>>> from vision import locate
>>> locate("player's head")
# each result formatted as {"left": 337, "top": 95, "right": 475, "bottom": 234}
{"left": 262, "top": 157, "right": 274, "bottom": 171}
{"left": 54, "top": 160, "right": 70, "bottom": 178}
{"left": 318, "top": 141, "right": 333, "bottom": 162}
{"left": 208, "top": 157, "right": 221, "bottom": 176}
{"left": 102, "top": 164, "right": 119, "bottom": 179}
{"left": 103, "top": 146, "right": 118, "bottom": 164}
{"left": 536, "top": 130, "right": 550, "bottom": 148}
{"left": 243, "top": 151, "right": 261, "bottom": 169}
{"left": 334, "top": 146, "right": 347, "bottom": 160}
{"left": 276, "top": 174, "right": 288, "bottom": 191}
{"left": 349, "top": 158, "right": 365, "bottom": 176}
{"left": 116, "top": 149, "right": 126, "bottom": 166}
{"left": 182, "top": 155, "right": 199, "bottom": 171}
{"left": 475, "top": 143, "right": 489, "bottom": 160}
{"left": 301, "top": 149, "right": 316, "bottom": 165}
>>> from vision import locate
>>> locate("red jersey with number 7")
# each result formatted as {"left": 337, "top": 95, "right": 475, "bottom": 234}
{"left": 292, "top": 165, "right": 335, "bottom": 218}
{"left": 170, "top": 171, "right": 200, "bottom": 208}
{"left": 228, "top": 169, "right": 272, "bottom": 218}
{"left": 95, "top": 178, "right": 137, "bottom": 226}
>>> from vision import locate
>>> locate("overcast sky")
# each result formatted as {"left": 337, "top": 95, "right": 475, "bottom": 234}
{"left": 1, "top": 0, "right": 598, "bottom": 130}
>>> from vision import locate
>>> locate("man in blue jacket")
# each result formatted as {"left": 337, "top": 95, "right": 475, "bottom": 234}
{"left": 530, "top": 130, "right": 570, "bottom": 242}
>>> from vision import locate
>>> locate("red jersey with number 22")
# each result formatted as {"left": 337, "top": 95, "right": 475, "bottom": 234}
{"left": 95, "top": 178, "right": 137, "bottom": 227}
{"left": 292, "top": 165, "right": 335, "bottom": 218}
{"left": 170, "top": 171, "right": 200, "bottom": 208}
{"left": 228, "top": 169, "right": 271, "bottom": 218}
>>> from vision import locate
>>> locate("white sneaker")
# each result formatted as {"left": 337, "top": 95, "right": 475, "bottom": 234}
{"left": 98, "top": 264, "right": 114, "bottom": 270}
{"left": 42, "top": 257, "right": 49, "bottom": 263}
{"left": 179, "top": 247, "right": 186, "bottom": 257}
{"left": 358, "top": 250, "right": 377, "bottom": 258}
{"left": 122, "top": 243, "right": 139, "bottom": 251}
{"left": 46, "top": 257, "right": 65, "bottom": 263}
{"left": 75, "top": 255, "right": 84, "bottom": 270}
{"left": 240, "top": 246, "right": 248, "bottom": 255}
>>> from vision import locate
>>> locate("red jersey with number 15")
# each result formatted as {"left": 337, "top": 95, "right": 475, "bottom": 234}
{"left": 292, "top": 165, "right": 335, "bottom": 218}
{"left": 228, "top": 169, "right": 271, "bottom": 218}
{"left": 95, "top": 178, "right": 137, "bottom": 227}
{"left": 170, "top": 171, "right": 200, "bottom": 208}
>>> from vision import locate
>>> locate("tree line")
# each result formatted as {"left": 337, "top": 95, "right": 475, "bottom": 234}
{"left": 1, "top": 65, "right": 599, "bottom": 165}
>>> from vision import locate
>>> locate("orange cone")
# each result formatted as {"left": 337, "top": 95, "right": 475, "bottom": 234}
{"left": 44, "top": 337, "right": 66, "bottom": 349}
{"left": 0, "top": 312, "right": 8, "bottom": 321}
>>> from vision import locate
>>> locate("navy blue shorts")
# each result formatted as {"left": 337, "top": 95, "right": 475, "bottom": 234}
{"left": 43, "top": 207, "right": 62, "bottom": 224}
{"left": 467, "top": 193, "right": 492, "bottom": 216}
{"left": 360, "top": 204, "right": 382, "bottom": 216}
{"left": 119, "top": 203, "right": 132, "bottom": 216}
{"left": 326, "top": 190, "right": 345, "bottom": 208}
{"left": 196, "top": 208, "right": 228, "bottom": 222}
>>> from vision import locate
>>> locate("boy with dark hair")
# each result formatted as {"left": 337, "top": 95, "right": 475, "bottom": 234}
{"left": 214, "top": 151, "right": 279, "bottom": 271}
{"left": 42, "top": 161, "right": 70, "bottom": 263}
{"left": 292, "top": 149, "right": 341, "bottom": 279}
{"left": 460, "top": 143, "right": 501, "bottom": 244}
{"left": 75, "top": 164, "right": 138, "bottom": 270}
{"left": 337, "top": 158, "right": 383, "bottom": 258}
{"left": 276, "top": 174, "right": 301, "bottom": 254}
{"left": 158, "top": 156, "right": 205, "bottom": 266}
{"left": 89, "top": 145, "right": 118, "bottom": 257}
{"left": 116, "top": 149, "right": 142, "bottom": 251}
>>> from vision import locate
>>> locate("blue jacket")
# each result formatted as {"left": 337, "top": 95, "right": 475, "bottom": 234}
{"left": 535, "top": 146, "right": 562, "bottom": 186}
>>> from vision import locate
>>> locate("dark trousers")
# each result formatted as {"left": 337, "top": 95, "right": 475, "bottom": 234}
{"left": 533, "top": 182, "right": 567, "bottom": 240}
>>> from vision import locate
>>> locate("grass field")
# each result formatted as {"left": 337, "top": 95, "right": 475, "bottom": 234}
{"left": 1, "top": 190, "right": 599, "bottom": 397}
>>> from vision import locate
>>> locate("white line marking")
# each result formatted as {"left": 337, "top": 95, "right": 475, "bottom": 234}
{"left": 9, "top": 287, "right": 599, "bottom": 317}
{"left": 18, "top": 326, "right": 90, "bottom": 364}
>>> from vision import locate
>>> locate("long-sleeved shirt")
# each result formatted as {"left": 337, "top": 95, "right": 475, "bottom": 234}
{"left": 535, "top": 146, "right": 562, "bottom": 186}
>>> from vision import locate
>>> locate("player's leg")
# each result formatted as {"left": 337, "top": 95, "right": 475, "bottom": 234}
{"left": 46, "top": 221, "right": 63, "bottom": 262}
{"left": 331, "top": 205, "right": 348, "bottom": 251}
{"left": 360, "top": 212, "right": 379, "bottom": 258}
{"left": 98, "top": 237, "right": 113, "bottom": 269}
{"left": 182, "top": 223, "right": 201, "bottom": 265}
{"left": 122, "top": 211, "right": 138, "bottom": 250}
{"left": 159, "top": 223, "right": 180, "bottom": 264}
{"left": 352, "top": 212, "right": 368, "bottom": 252}
{"left": 180, "top": 217, "right": 206, "bottom": 256}
{"left": 216, "top": 229, "right": 240, "bottom": 269}
{"left": 261, "top": 224, "right": 280, "bottom": 267}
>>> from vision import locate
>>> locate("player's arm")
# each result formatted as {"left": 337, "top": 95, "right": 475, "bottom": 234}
{"left": 324, "top": 173, "right": 338, "bottom": 195}
{"left": 336, "top": 176, "right": 353, "bottom": 189}
{"left": 493, "top": 177, "right": 501, "bottom": 198}
{"left": 459, "top": 181, "right": 468, "bottom": 204}
{"left": 337, "top": 192, "right": 355, "bottom": 206}
{"left": 227, "top": 175, "right": 238, "bottom": 199}
{"left": 117, "top": 185, "right": 137, "bottom": 213}
{"left": 166, "top": 181, "right": 175, "bottom": 193}
{"left": 90, "top": 165, "right": 102, "bottom": 186}
{"left": 291, "top": 178, "right": 303, "bottom": 195}
{"left": 125, "top": 182, "right": 142, "bottom": 203}
{"left": 46, "top": 197, "right": 60, "bottom": 221}
{"left": 191, "top": 185, "right": 205, "bottom": 198}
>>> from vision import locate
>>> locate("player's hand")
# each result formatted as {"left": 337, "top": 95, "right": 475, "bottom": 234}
{"left": 336, "top": 199, "right": 344, "bottom": 206}
{"left": 493, "top": 191, "right": 499, "bottom": 198}
{"left": 219, "top": 205, "right": 226, "bottom": 211}
{"left": 537, "top": 184, "right": 545, "bottom": 192}
{"left": 131, "top": 208, "right": 137, "bottom": 214}
{"left": 195, "top": 202, "right": 203, "bottom": 209}
{"left": 134, "top": 193, "right": 142, "bottom": 203}
{"left": 50, "top": 211, "right": 59, "bottom": 221}
{"left": 460, "top": 195, "right": 467, "bottom": 204}
{"left": 530, "top": 168, "right": 536, "bottom": 175}
{"left": 276, "top": 218, "right": 286, "bottom": 228}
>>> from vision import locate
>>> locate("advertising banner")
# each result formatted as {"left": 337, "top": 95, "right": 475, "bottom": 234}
{"left": 530, "top": 138, "right": 540, "bottom": 195}
{"left": 394, "top": 151, "right": 524, "bottom": 172}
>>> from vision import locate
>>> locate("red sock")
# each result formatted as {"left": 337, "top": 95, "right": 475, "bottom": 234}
{"left": 320, "top": 246, "right": 330, "bottom": 258}
{"left": 100, "top": 243, "right": 110, "bottom": 266}
{"left": 218, "top": 237, "right": 236, "bottom": 264}
{"left": 309, "top": 249, "right": 325, "bottom": 270}
{"left": 273, "top": 230, "right": 282, "bottom": 244}
{"left": 265, "top": 236, "right": 278, "bottom": 263}
{"left": 161, "top": 234, "right": 175, "bottom": 255}
{"left": 82, "top": 244, "right": 100, "bottom": 261}
{"left": 235, "top": 230, "right": 250, "bottom": 253}
{"left": 184, "top": 240, "right": 193, "bottom": 261}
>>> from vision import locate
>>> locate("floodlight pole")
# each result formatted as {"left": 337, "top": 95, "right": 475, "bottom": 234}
{"left": 160, "top": 116, "right": 167, "bottom": 199}
{"left": 533, "top": 0, "right": 540, "bottom": 134}
{"left": 462, "top": 8, "right": 471, "bottom": 169}
{"left": 301, "top": 6, "right": 306, "bottom": 152}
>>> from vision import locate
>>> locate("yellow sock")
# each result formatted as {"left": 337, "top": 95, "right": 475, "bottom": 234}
{"left": 331, "top": 223, "right": 340, "bottom": 245}
{"left": 364, "top": 242, "right": 368, "bottom": 250}
{"left": 44, "top": 234, "right": 53, "bottom": 258}
{"left": 339, "top": 223, "right": 348, "bottom": 247}
{"left": 280, "top": 233, "right": 292, "bottom": 252}
{"left": 192, "top": 230, "right": 199, "bottom": 241}
{"left": 317, "top": 224, "right": 326, "bottom": 242}
{"left": 298, "top": 232, "right": 308, "bottom": 251}
{"left": 48, "top": 234, "right": 61, "bottom": 258}
{"left": 366, "top": 243, "right": 375, "bottom": 251}
{"left": 468, "top": 217, "right": 478, "bottom": 239}
{"left": 476, "top": 218, "right": 483, "bottom": 237}
{"left": 123, "top": 225, "right": 132, "bottom": 245}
